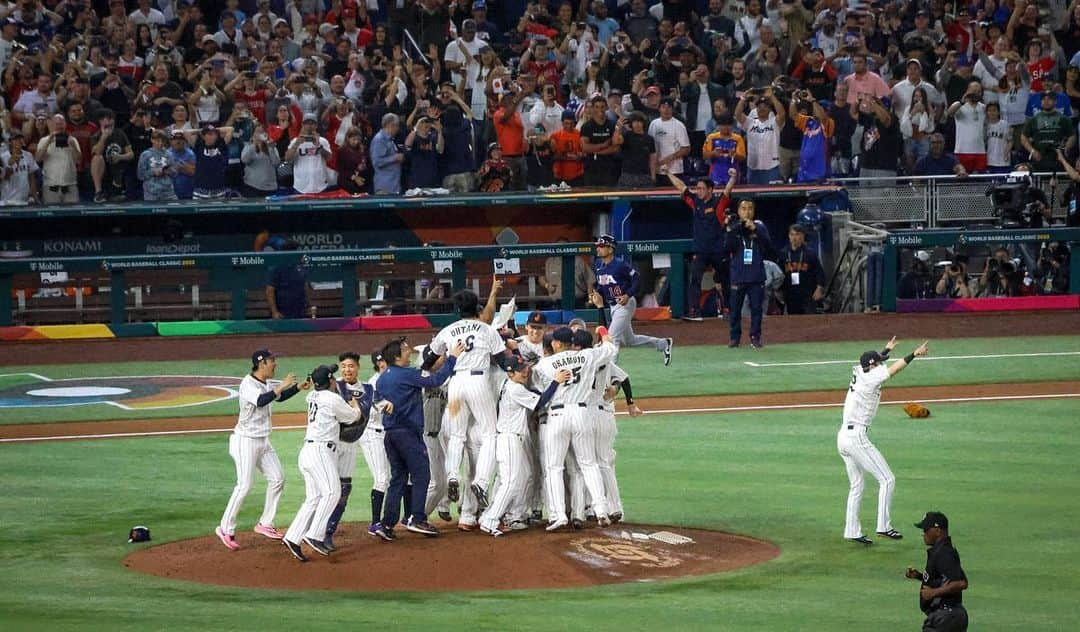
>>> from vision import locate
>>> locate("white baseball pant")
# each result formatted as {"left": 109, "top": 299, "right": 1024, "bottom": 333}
{"left": 219, "top": 434, "right": 285, "bottom": 535}
{"left": 608, "top": 297, "right": 667, "bottom": 351}
{"left": 457, "top": 420, "right": 484, "bottom": 526}
{"left": 837, "top": 425, "right": 896, "bottom": 539}
{"left": 359, "top": 427, "right": 391, "bottom": 492}
{"left": 479, "top": 432, "right": 530, "bottom": 532}
{"left": 424, "top": 430, "right": 447, "bottom": 516}
{"left": 566, "top": 446, "right": 586, "bottom": 521}
{"left": 594, "top": 406, "right": 622, "bottom": 515}
{"left": 284, "top": 442, "right": 341, "bottom": 544}
{"left": 336, "top": 440, "right": 359, "bottom": 478}
{"left": 542, "top": 406, "right": 609, "bottom": 523}
{"left": 444, "top": 373, "right": 499, "bottom": 491}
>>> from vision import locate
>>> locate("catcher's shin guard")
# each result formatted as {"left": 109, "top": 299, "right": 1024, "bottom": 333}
{"left": 325, "top": 478, "right": 353, "bottom": 538}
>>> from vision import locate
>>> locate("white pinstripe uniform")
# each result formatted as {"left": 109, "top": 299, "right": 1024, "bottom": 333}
{"left": 336, "top": 380, "right": 370, "bottom": 477}
{"left": 283, "top": 389, "right": 362, "bottom": 546}
{"left": 359, "top": 373, "right": 391, "bottom": 493}
{"left": 837, "top": 363, "right": 897, "bottom": 539}
{"left": 590, "top": 361, "right": 627, "bottom": 517}
{"left": 430, "top": 319, "right": 506, "bottom": 495}
{"left": 534, "top": 340, "right": 617, "bottom": 524}
{"left": 479, "top": 379, "right": 541, "bottom": 533}
{"left": 219, "top": 374, "right": 286, "bottom": 537}
{"left": 422, "top": 380, "right": 449, "bottom": 516}
{"left": 517, "top": 336, "right": 546, "bottom": 516}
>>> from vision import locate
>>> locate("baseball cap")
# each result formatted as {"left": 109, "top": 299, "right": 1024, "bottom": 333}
{"left": 914, "top": 511, "right": 949, "bottom": 531}
{"left": 7, "top": 128, "right": 24, "bottom": 139}
{"left": 859, "top": 350, "right": 884, "bottom": 371}
{"left": 420, "top": 346, "right": 439, "bottom": 370}
{"left": 504, "top": 355, "right": 529, "bottom": 373}
{"left": 527, "top": 311, "right": 547, "bottom": 326}
{"left": 906, "top": 58, "right": 922, "bottom": 68}
{"left": 303, "top": 14, "right": 319, "bottom": 25}
{"left": 310, "top": 364, "right": 338, "bottom": 388}
{"left": 303, "top": 112, "right": 318, "bottom": 123}
{"left": 1042, "top": 89, "right": 1056, "bottom": 98}
{"left": 202, "top": 34, "right": 217, "bottom": 43}
{"left": 370, "top": 350, "right": 384, "bottom": 369}
{"left": 473, "top": 0, "right": 487, "bottom": 9}
{"left": 915, "top": 250, "right": 931, "bottom": 263}
{"left": 571, "top": 329, "right": 593, "bottom": 348}
{"left": 644, "top": 86, "right": 661, "bottom": 96}
{"left": 915, "top": 9, "right": 929, "bottom": 16}
{"left": 567, "top": 317, "right": 587, "bottom": 330}
{"left": 170, "top": 129, "right": 186, "bottom": 139}
{"left": 201, "top": 123, "right": 219, "bottom": 134}
{"left": 462, "top": 19, "right": 477, "bottom": 32}
{"left": 552, "top": 327, "right": 575, "bottom": 343}
{"left": 251, "top": 349, "right": 275, "bottom": 366}
{"left": 2, "top": 17, "right": 18, "bottom": 28}
{"left": 595, "top": 234, "right": 617, "bottom": 248}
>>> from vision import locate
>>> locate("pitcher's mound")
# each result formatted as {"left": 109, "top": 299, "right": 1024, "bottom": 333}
{"left": 124, "top": 522, "right": 779, "bottom": 592}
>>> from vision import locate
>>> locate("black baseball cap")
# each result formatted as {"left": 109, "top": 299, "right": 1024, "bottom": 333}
{"left": 914, "top": 511, "right": 949, "bottom": 531}
{"left": 859, "top": 350, "right": 884, "bottom": 371}
{"left": 251, "top": 349, "right": 275, "bottom": 366}
{"left": 504, "top": 355, "right": 529, "bottom": 373}
{"left": 370, "top": 350, "right": 384, "bottom": 370}
{"left": 552, "top": 327, "right": 575, "bottom": 343}
{"left": 595, "top": 234, "right": 617, "bottom": 248}
{"left": 527, "top": 311, "right": 547, "bottom": 326}
{"left": 310, "top": 364, "right": 338, "bottom": 388}
{"left": 571, "top": 329, "right": 593, "bottom": 348}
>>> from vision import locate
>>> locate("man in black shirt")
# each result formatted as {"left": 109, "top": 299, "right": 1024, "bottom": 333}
{"left": 857, "top": 96, "right": 901, "bottom": 182}
{"left": 778, "top": 224, "right": 825, "bottom": 314}
{"left": 613, "top": 112, "right": 655, "bottom": 187}
{"left": 580, "top": 96, "right": 619, "bottom": 187}
{"left": 907, "top": 511, "right": 969, "bottom": 631}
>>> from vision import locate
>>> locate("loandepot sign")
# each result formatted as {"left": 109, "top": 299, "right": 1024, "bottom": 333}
{"left": 0, "top": 373, "right": 242, "bottom": 410}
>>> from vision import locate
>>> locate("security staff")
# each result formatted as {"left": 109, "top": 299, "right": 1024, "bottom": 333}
{"left": 724, "top": 197, "right": 773, "bottom": 348}
{"left": 778, "top": 224, "right": 825, "bottom": 314}
{"left": 906, "top": 511, "right": 969, "bottom": 631}
{"left": 670, "top": 168, "right": 737, "bottom": 321}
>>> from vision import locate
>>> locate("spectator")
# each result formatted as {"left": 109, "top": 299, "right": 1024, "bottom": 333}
{"left": 791, "top": 48, "right": 837, "bottom": 102}
{"left": 914, "top": 133, "right": 968, "bottom": 178}
{"left": 90, "top": 109, "right": 134, "bottom": 203}
{"left": 670, "top": 169, "right": 736, "bottom": 321}
{"left": 445, "top": 19, "right": 483, "bottom": 92}
{"left": 492, "top": 85, "right": 527, "bottom": 190}
{"left": 735, "top": 0, "right": 771, "bottom": 56}
{"left": 935, "top": 261, "right": 973, "bottom": 298}
{"left": 1024, "top": 81, "right": 1073, "bottom": 117}
{"left": 947, "top": 82, "right": 989, "bottom": 175}
{"left": 477, "top": 142, "right": 512, "bottom": 192}
{"left": 899, "top": 86, "right": 935, "bottom": 175}
{"left": 702, "top": 112, "right": 745, "bottom": 186}
{"left": 528, "top": 83, "right": 564, "bottom": 137}
{"left": 735, "top": 88, "right": 784, "bottom": 184}
{"left": 64, "top": 102, "right": 98, "bottom": 196}
{"left": 828, "top": 83, "right": 857, "bottom": 177}
{"left": 550, "top": 109, "right": 584, "bottom": 186}
{"left": 935, "top": 52, "right": 975, "bottom": 106}
{"left": 35, "top": 114, "right": 79, "bottom": 205}
{"left": 683, "top": 63, "right": 728, "bottom": 155}
{"left": 241, "top": 124, "right": 283, "bottom": 197}
{"left": 404, "top": 116, "right": 444, "bottom": 190}
{"left": 612, "top": 112, "right": 656, "bottom": 187}
{"left": 137, "top": 129, "right": 178, "bottom": 202}
{"left": 985, "top": 102, "right": 1012, "bottom": 174}
{"left": 789, "top": 91, "right": 833, "bottom": 183}
{"left": 974, "top": 37, "right": 1012, "bottom": 106}
{"left": 371, "top": 113, "right": 404, "bottom": 195}
{"left": 724, "top": 195, "right": 772, "bottom": 348}
{"left": 778, "top": 224, "right": 825, "bottom": 314}
{"left": 167, "top": 130, "right": 196, "bottom": 200}
{"left": 631, "top": 82, "right": 662, "bottom": 122}
{"left": 856, "top": 96, "right": 901, "bottom": 181}
{"left": 891, "top": 59, "right": 944, "bottom": 118}
{"left": 286, "top": 113, "right": 332, "bottom": 195}
{"left": 648, "top": 98, "right": 690, "bottom": 186}
{"left": 138, "top": 62, "right": 185, "bottom": 128}
{"left": 898, "top": 252, "right": 934, "bottom": 299}
{"left": 0, "top": 130, "right": 39, "bottom": 205}
{"left": 189, "top": 124, "right": 234, "bottom": 200}
{"left": 1056, "top": 148, "right": 1080, "bottom": 226}
{"left": 996, "top": 55, "right": 1031, "bottom": 142}
{"left": 437, "top": 101, "right": 476, "bottom": 193}
{"left": 12, "top": 73, "right": 57, "bottom": 127}
{"left": 1021, "top": 90, "right": 1076, "bottom": 172}
{"left": 580, "top": 95, "right": 619, "bottom": 187}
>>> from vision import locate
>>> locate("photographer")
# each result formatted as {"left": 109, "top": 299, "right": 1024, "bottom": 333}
{"left": 285, "top": 113, "right": 332, "bottom": 195}
{"left": 1020, "top": 90, "right": 1075, "bottom": 173}
{"left": 404, "top": 115, "right": 444, "bottom": 190}
{"left": 788, "top": 89, "right": 833, "bottom": 183}
{"left": 1034, "top": 242, "right": 1071, "bottom": 295}
{"left": 898, "top": 253, "right": 934, "bottom": 300}
{"left": 137, "top": 129, "right": 177, "bottom": 201}
{"left": 977, "top": 257, "right": 1020, "bottom": 298}
{"left": 34, "top": 114, "right": 79, "bottom": 204}
{"left": 935, "top": 262, "right": 972, "bottom": 299}
{"left": 241, "top": 123, "right": 281, "bottom": 197}
{"left": 974, "top": 247, "right": 1012, "bottom": 296}
{"left": 1054, "top": 149, "right": 1080, "bottom": 227}
{"left": 723, "top": 196, "right": 772, "bottom": 348}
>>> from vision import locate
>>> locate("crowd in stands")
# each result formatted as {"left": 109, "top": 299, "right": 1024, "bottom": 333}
{"left": 5, "top": 0, "right": 1080, "bottom": 205}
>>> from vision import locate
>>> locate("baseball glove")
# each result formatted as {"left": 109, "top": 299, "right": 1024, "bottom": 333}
{"left": 903, "top": 403, "right": 931, "bottom": 419}
{"left": 339, "top": 418, "right": 368, "bottom": 443}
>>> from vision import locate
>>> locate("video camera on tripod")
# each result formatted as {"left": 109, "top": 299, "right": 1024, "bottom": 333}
{"left": 985, "top": 170, "right": 1047, "bottom": 228}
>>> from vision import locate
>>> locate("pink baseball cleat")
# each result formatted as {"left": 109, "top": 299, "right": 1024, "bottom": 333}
{"left": 253, "top": 523, "right": 285, "bottom": 540}
{"left": 215, "top": 526, "right": 241, "bottom": 551}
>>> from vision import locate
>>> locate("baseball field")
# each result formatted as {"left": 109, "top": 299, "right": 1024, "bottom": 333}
{"left": 1, "top": 313, "right": 1078, "bottom": 630}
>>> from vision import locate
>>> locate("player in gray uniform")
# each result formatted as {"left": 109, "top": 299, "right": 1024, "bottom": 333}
{"left": 588, "top": 352, "right": 643, "bottom": 523}
{"left": 418, "top": 346, "right": 451, "bottom": 518}
{"left": 322, "top": 351, "right": 373, "bottom": 551}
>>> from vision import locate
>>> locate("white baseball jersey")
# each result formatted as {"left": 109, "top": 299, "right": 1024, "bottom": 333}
{"left": 365, "top": 373, "right": 385, "bottom": 430}
{"left": 430, "top": 318, "right": 507, "bottom": 372}
{"left": 423, "top": 381, "right": 448, "bottom": 434}
{"left": 515, "top": 336, "right": 545, "bottom": 362}
{"left": 841, "top": 364, "right": 890, "bottom": 428}
{"left": 592, "top": 362, "right": 628, "bottom": 411}
{"left": 535, "top": 341, "right": 618, "bottom": 405}
{"left": 497, "top": 380, "right": 542, "bottom": 435}
{"left": 235, "top": 374, "right": 276, "bottom": 438}
{"left": 305, "top": 389, "right": 362, "bottom": 442}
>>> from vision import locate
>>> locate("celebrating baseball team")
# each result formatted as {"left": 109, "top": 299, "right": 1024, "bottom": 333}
{"left": 212, "top": 235, "right": 940, "bottom": 582}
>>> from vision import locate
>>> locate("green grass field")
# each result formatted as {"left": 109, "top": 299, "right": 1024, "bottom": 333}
{"left": 1, "top": 337, "right": 1078, "bottom": 630}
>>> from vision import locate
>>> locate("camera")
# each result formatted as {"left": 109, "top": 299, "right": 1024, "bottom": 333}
{"left": 54, "top": 133, "right": 69, "bottom": 148}
{"left": 948, "top": 264, "right": 961, "bottom": 275}
{"left": 986, "top": 171, "right": 1043, "bottom": 228}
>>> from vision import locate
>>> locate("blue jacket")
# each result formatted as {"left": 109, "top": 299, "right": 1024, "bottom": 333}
{"left": 376, "top": 357, "right": 456, "bottom": 433}
{"left": 724, "top": 220, "right": 772, "bottom": 285}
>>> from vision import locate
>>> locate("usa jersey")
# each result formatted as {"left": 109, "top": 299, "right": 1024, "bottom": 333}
{"left": 535, "top": 341, "right": 618, "bottom": 405}
{"left": 430, "top": 318, "right": 507, "bottom": 372}
{"left": 593, "top": 258, "right": 640, "bottom": 306}
{"left": 842, "top": 364, "right": 890, "bottom": 428}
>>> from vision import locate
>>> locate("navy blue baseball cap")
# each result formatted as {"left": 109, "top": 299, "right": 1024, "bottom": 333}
{"left": 552, "top": 327, "right": 575, "bottom": 343}
{"left": 859, "top": 350, "right": 884, "bottom": 371}
{"left": 571, "top": 329, "right": 593, "bottom": 348}
{"left": 504, "top": 355, "right": 529, "bottom": 373}
{"left": 251, "top": 349, "right": 275, "bottom": 366}
{"left": 527, "top": 311, "right": 547, "bottom": 326}
{"left": 310, "top": 364, "right": 338, "bottom": 388}
{"left": 595, "top": 234, "right": 617, "bottom": 248}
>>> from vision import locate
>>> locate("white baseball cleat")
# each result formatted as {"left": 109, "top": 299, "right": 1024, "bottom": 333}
{"left": 545, "top": 517, "right": 569, "bottom": 532}
{"left": 479, "top": 523, "right": 504, "bottom": 537}
{"left": 597, "top": 515, "right": 612, "bottom": 527}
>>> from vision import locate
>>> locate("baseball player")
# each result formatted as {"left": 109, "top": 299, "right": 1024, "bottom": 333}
{"left": 479, "top": 356, "right": 570, "bottom": 536}
{"left": 534, "top": 326, "right": 617, "bottom": 530}
{"left": 418, "top": 347, "right": 451, "bottom": 518}
{"left": 839, "top": 337, "right": 929, "bottom": 545}
{"left": 322, "top": 351, "right": 374, "bottom": 551}
{"left": 428, "top": 290, "right": 508, "bottom": 528}
{"left": 589, "top": 347, "right": 644, "bottom": 523}
{"left": 283, "top": 364, "right": 363, "bottom": 562}
{"left": 590, "top": 234, "right": 673, "bottom": 365}
{"left": 360, "top": 350, "right": 394, "bottom": 539}
{"left": 517, "top": 311, "right": 549, "bottom": 521}
{"left": 216, "top": 349, "right": 307, "bottom": 551}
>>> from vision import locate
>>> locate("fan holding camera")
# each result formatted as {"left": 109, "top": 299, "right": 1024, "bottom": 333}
{"left": 33, "top": 113, "right": 80, "bottom": 204}
{"left": 788, "top": 88, "right": 834, "bottom": 183}
{"left": 284, "top": 113, "right": 332, "bottom": 194}
{"left": 935, "top": 261, "right": 972, "bottom": 299}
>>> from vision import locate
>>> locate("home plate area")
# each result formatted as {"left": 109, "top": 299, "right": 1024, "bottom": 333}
{"left": 124, "top": 522, "right": 779, "bottom": 592}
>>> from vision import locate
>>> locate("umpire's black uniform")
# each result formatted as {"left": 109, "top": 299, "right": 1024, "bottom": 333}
{"left": 916, "top": 513, "right": 969, "bottom": 631}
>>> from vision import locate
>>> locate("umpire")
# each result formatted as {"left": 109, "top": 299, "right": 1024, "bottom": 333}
{"left": 906, "top": 511, "right": 969, "bottom": 631}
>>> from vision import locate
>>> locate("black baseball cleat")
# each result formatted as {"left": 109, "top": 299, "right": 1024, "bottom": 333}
{"left": 876, "top": 529, "right": 903, "bottom": 540}
{"left": 303, "top": 537, "right": 332, "bottom": 556}
{"left": 610, "top": 512, "right": 623, "bottom": 524}
{"left": 323, "top": 534, "right": 336, "bottom": 552}
{"left": 847, "top": 536, "right": 873, "bottom": 546}
{"left": 750, "top": 337, "right": 763, "bottom": 349}
{"left": 283, "top": 539, "right": 309, "bottom": 562}
{"left": 571, "top": 519, "right": 585, "bottom": 530}
{"left": 470, "top": 483, "right": 489, "bottom": 510}
{"left": 438, "top": 510, "right": 453, "bottom": 522}
{"left": 447, "top": 479, "right": 460, "bottom": 503}
{"left": 663, "top": 338, "right": 674, "bottom": 366}
{"left": 406, "top": 519, "right": 440, "bottom": 537}
{"left": 681, "top": 312, "right": 704, "bottom": 322}
{"left": 375, "top": 525, "right": 397, "bottom": 542}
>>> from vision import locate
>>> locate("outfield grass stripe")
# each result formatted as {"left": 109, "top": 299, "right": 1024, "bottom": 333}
{"left": 744, "top": 350, "right": 1080, "bottom": 367}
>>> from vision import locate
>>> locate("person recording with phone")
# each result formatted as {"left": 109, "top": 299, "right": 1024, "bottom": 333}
{"left": 284, "top": 112, "right": 332, "bottom": 194}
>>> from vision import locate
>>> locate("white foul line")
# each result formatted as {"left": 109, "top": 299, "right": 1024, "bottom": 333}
{"left": 744, "top": 351, "right": 1080, "bottom": 368}
{"left": 1, "top": 392, "right": 1077, "bottom": 443}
